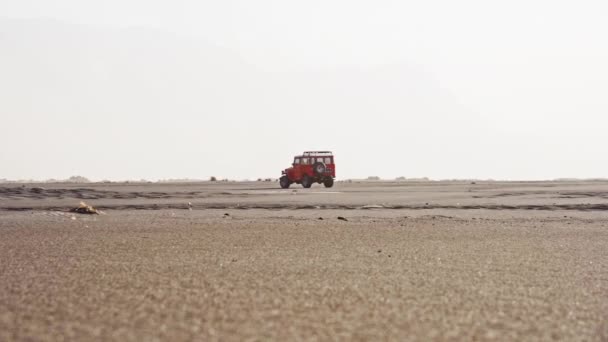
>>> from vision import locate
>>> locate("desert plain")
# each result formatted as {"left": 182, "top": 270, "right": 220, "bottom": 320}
{"left": 0, "top": 180, "right": 607, "bottom": 341}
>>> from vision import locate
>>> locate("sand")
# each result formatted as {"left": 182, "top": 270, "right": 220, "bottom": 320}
{"left": 1, "top": 181, "right": 607, "bottom": 341}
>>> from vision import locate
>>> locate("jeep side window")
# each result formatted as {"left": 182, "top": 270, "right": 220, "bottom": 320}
{"left": 325, "top": 157, "right": 331, "bottom": 164}
{"left": 294, "top": 158, "right": 300, "bottom": 165}
{"left": 302, "top": 158, "right": 309, "bottom": 165}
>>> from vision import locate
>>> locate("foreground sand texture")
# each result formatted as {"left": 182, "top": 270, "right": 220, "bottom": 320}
{"left": 1, "top": 181, "right": 607, "bottom": 340}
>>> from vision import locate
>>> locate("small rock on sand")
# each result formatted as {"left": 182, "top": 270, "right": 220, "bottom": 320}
{"left": 338, "top": 217, "right": 348, "bottom": 221}
{"left": 70, "top": 201, "right": 99, "bottom": 215}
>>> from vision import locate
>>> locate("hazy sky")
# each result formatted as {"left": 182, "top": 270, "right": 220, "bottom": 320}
{"left": 1, "top": 0, "right": 607, "bottom": 181}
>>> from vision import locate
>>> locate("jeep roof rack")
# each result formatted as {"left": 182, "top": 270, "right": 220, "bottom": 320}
{"left": 302, "top": 151, "right": 333, "bottom": 156}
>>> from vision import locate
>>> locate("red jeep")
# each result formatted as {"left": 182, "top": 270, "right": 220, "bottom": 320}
{"left": 280, "top": 151, "right": 336, "bottom": 188}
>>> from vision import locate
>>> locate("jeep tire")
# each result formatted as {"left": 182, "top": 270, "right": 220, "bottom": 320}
{"left": 312, "top": 162, "right": 326, "bottom": 175}
{"left": 301, "top": 175, "right": 312, "bottom": 188}
{"left": 280, "top": 176, "right": 290, "bottom": 189}
{"left": 324, "top": 177, "right": 334, "bottom": 188}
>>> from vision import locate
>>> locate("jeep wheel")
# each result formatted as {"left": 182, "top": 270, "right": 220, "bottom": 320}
{"left": 280, "top": 176, "right": 290, "bottom": 189}
{"left": 301, "top": 175, "right": 312, "bottom": 188}
{"left": 324, "top": 178, "right": 334, "bottom": 188}
{"left": 312, "top": 162, "right": 326, "bottom": 175}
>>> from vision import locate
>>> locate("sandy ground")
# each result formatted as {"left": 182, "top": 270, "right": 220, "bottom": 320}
{"left": 1, "top": 181, "right": 607, "bottom": 341}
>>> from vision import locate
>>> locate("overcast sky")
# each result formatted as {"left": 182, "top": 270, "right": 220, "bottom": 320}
{"left": 1, "top": 0, "right": 607, "bottom": 181}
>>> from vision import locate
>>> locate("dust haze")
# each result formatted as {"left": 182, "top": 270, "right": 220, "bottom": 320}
{"left": 1, "top": 1, "right": 607, "bottom": 181}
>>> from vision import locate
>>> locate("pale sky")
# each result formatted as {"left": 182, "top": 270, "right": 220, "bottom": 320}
{"left": 1, "top": 0, "right": 607, "bottom": 181}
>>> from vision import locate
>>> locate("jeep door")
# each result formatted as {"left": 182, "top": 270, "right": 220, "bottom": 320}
{"left": 289, "top": 157, "right": 302, "bottom": 181}
{"left": 300, "top": 157, "right": 311, "bottom": 178}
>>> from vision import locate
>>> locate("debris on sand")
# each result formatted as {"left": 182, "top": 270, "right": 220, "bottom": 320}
{"left": 362, "top": 204, "right": 384, "bottom": 209}
{"left": 318, "top": 217, "right": 324, "bottom": 220}
{"left": 188, "top": 202, "right": 193, "bottom": 210}
{"left": 70, "top": 201, "right": 100, "bottom": 215}
{"left": 224, "top": 213, "right": 230, "bottom": 217}
{"left": 337, "top": 216, "right": 348, "bottom": 221}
